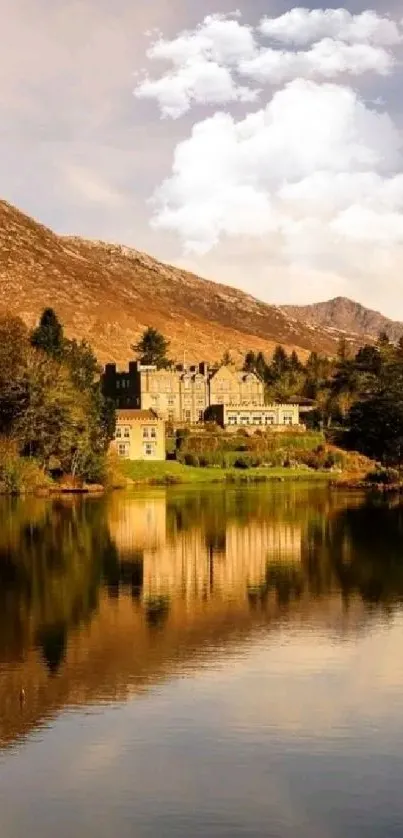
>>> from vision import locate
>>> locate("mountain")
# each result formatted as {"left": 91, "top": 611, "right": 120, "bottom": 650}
{"left": 282, "top": 297, "right": 403, "bottom": 345}
{"left": 0, "top": 199, "right": 361, "bottom": 366}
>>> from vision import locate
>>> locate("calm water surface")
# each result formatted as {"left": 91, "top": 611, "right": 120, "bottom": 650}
{"left": 1, "top": 484, "right": 403, "bottom": 837}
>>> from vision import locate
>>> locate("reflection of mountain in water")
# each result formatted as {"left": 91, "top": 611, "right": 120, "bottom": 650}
{"left": 1, "top": 486, "right": 403, "bottom": 748}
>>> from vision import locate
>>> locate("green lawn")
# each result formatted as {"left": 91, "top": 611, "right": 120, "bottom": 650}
{"left": 119, "top": 459, "right": 334, "bottom": 486}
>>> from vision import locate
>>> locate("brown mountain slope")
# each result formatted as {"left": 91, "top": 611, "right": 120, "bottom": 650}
{"left": 282, "top": 297, "right": 403, "bottom": 344}
{"left": 0, "top": 199, "right": 359, "bottom": 365}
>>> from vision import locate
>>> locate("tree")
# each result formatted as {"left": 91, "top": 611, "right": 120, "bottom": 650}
{"left": 289, "top": 350, "right": 303, "bottom": 372}
{"left": 355, "top": 344, "right": 381, "bottom": 376}
{"left": 31, "top": 308, "right": 64, "bottom": 359}
{"left": 220, "top": 350, "right": 233, "bottom": 366}
{"left": 336, "top": 337, "right": 350, "bottom": 362}
{"left": 270, "top": 345, "right": 290, "bottom": 379}
{"left": 243, "top": 351, "right": 257, "bottom": 373}
{"left": 377, "top": 330, "right": 390, "bottom": 349}
{"left": 133, "top": 327, "right": 171, "bottom": 369}
{"left": 349, "top": 391, "right": 403, "bottom": 464}
{"left": 64, "top": 338, "right": 100, "bottom": 391}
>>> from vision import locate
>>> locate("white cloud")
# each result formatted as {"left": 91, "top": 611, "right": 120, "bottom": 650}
{"left": 146, "top": 13, "right": 257, "bottom": 67}
{"left": 151, "top": 79, "right": 403, "bottom": 267}
{"left": 135, "top": 10, "right": 401, "bottom": 118}
{"left": 135, "top": 58, "right": 259, "bottom": 119}
{"left": 239, "top": 39, "right": 393, "bottom": 85}
{"left": 259, "top": 8, "right": 402, "bottom": 47}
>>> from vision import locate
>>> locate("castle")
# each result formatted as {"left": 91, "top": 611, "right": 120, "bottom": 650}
{"left": 103, "top": 361, "right": 267, "bottom": 424}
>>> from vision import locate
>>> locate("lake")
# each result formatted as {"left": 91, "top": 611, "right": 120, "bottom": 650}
{"left": 1, "top": 483, "right": 403, "bottom": 838}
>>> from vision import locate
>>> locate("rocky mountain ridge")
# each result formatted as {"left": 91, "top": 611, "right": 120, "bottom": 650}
{"left": 0, "top": 199, "right": 371, "bottom": 365}
{"left": 282, "top": 297, "right": 403, "bottom": 345}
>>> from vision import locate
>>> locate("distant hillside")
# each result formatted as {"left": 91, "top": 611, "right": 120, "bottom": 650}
{"left": 0, "top": 199, "right": 364, "bottom": 366}
{"left": 282, "top": 297, "right": 403, "bottom": 345}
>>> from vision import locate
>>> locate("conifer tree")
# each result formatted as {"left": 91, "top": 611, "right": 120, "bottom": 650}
{"left": 31, "top": 308, "right": 64, "bottom": 360}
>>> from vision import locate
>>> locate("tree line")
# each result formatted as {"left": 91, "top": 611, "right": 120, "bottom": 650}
{"left": 131, "top": 325, "right": 403, "bottom": 466}
{"left": 0, "top": 308, "right": 115, "bottom": 482}
{"left": 243, "top": 333, "right": 403, "bottom": 465}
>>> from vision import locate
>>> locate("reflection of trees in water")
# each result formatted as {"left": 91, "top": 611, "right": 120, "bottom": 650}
{"left": 0, "top": 498, "right": 117, "bottom": 662}
{"left": 248, "top": 499, "right": 403, "bottom": 612}
{"left": 2, "top": 488, "right": 403, "bottom": 672}
{"left": 166, "top": 485, "right": 337, "bottom": 538}
{"left": 248, "top": 562, "right": 305, "bottom": 608}
{"left": 303, "top": 502, "right": 403, "bottom": 606}
{"left": 144, "top": 596, "right": 170, "bottom": 630}
{"left": 37, "top": 623, "right": 68, "bottom": 674}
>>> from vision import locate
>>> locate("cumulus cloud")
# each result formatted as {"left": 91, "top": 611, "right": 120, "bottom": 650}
{"left": 150, "top": 79, "right": 403, "bottom": 265}
{"left": 135, "top": 58, "right": 259, "bottom": 119}
{"left": 259, "top": 8, "right": 402, "bottom": 47}
{"left": 238, "top": 39, "right": 393, "bottom": 84}
{"left": 135, "top": 9, "right": 401, "bottom": 117}
{"left": 146, "top": 13, "right": 257, "bottom": 67}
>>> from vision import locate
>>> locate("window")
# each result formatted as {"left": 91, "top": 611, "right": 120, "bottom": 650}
{"left": 198, "top": 409, "right": 204, "bottom": 422}
{"left": 283, "top": 414, "right": 294, "bottom": 426}
{"left": 253, "top": 415, "right": 262, "bottom": 425}
{"left": 115, "top": 427, "right": 122, "bottom": 439}
{"left": 265, "top": 414, "right": 275, "bottom": 426}
{"left": 117, "top": 442, "right": 130, "bottom": 458}
{"left": 150, "top": 427, "right": 157, "bottom": 439}
{"left": 116, "top": 380, "right": 120, "bottom": 389}
{"left": 123, "top": 426, "right": 130, "bottom": 439}
{"left": 228, "top": 415, "right": 238, "bottom": 425}
{"left": 144, "top": 442, "right": 154, "bottom": 457}
{"left": 168, "top": 410, "right": 175, "bottom": 422}
{"left": 168, "top": 396, "right": 175, "bottom": 406}
{"left": 184, "top": 409, "right": 191, "bottom": 423}
{"left": 142, "top": 427, "right": 149, "bottom": 439}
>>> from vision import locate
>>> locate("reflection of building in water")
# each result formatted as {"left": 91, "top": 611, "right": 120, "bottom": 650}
{"left": 107, "top": 493, "right": 166, "bottom": 556}
{"left": 108, "top": 495, "right": 302, "bottom": 603}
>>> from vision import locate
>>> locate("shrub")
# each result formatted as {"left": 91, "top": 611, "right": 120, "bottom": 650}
{"left": 234, "top": 456, "right": 250, "bottom": 469}
{"left": 184, "top": 452, "right": 200, "bottom": 467}
{"left": 0, "top": 438, "right": 48, "bottom": 494}
{"left": 366, "top": 467, "right": 400, "bottom": 485}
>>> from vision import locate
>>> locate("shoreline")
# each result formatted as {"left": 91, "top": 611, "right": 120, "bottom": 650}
{"left": 1, "top": 463, "right": 400, "bottom": 496}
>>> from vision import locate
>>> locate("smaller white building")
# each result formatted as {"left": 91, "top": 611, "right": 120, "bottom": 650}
{"left": 205, "top": 403, "right": 300, "bottom": 429}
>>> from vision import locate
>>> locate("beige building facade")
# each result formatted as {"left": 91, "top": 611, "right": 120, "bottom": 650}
{"left": 111, "top": 409, "right": 166, "bottom": 461}
{"left": 103, "top": 361, "right": 265, "bottom": 424}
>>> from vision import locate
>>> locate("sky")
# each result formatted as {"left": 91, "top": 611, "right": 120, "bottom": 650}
{"left": 1, "top": 0, "right": 403, "bottom": 316}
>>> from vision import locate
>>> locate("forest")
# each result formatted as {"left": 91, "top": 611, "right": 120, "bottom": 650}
{"left": 0, "top": 308, "right": 115, "bottom": 491}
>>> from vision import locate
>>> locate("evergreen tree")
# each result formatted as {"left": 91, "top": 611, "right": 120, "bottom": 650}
{"left": 243, "top": 351, "right": 257, "bottom": 373}
{"left": 289, "top": 350, "right": 303, "bottom": 372}
{"left": 221, "top": 350, "right": 233, "bottom": 366}
{"left": 31, "top": 308, "right": 64, "bottom": 359}
{"left": 133, "top": 327, "right": 171, "bottom": 369}
{"left": 270, "top": 346, "right": 290, "bottom": 380}
{"left": 255, "top": 352, "right": 267, "bottom": 381}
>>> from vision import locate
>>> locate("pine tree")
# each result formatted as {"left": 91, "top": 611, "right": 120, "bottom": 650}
{"left": 132, "top": 327, "right": 171, "bottom": 369}
{"left": 31, "top": 308, "right": 64, "bottom": 360}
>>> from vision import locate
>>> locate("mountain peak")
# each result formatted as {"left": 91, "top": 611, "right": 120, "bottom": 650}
{"left": 0, "top": 198, "right": 380, "bottom": 364}
{"left": 282, "top": 298, "right": 403, "bottom": 343}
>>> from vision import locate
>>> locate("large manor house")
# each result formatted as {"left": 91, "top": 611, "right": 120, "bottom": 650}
{"left": 103, "top": 360, "right": 300, "bottom": 429}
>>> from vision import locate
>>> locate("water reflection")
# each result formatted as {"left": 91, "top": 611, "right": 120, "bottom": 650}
{"left": 1, "top": 485, "right": 403, "bottom": 750}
